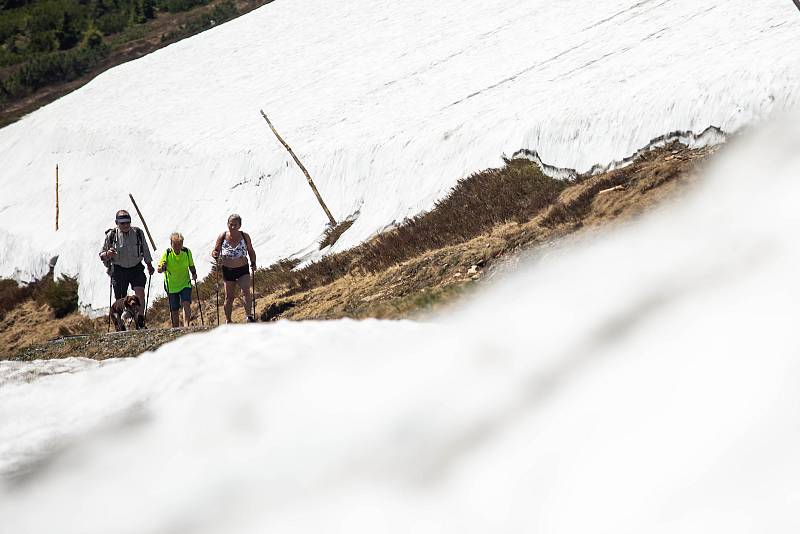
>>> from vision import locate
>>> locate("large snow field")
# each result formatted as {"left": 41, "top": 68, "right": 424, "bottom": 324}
{"left": 0, "top": 0, "right": 798, "bottom": 311}
{"left": 2, "top": 115, "right": 800, "bottom": 532}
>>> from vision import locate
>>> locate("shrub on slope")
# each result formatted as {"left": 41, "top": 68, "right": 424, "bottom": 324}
{"left": 0, "top": 271, "right": 78, "bottom": 321}
{"left": 286, "top": 158, "right": 567, "bottom": 292}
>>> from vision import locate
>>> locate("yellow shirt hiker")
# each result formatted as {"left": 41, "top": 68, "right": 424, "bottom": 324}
{"left": 157, "top": 233, "right": 198, "bottom": 328}
{"left": 160, "top": 247, "right": 194, "bottom": 293}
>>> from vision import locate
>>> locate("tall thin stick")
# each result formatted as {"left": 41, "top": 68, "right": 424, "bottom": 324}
{"left": 251, "top": 269, "right": 257, "bottom": 320}
{"left": 107, "top": 268, "right": 112, "bottom": 333}
{"left": 144, "top": 274, "right": 151, "bottom": 327}
{"left": 215, "top": 261, "right": 220, "bottom": 326}
{"left": 128, "top": 193, "right": 157, "bottom": 251}
{"left": 259, "top": 109, "right": 337, "bottom": 226}
{"left": 194, "top": 279, "right": 205, "bottom": 326}
{"left": 55, "top": 165, "right": 59, "bottom": 231}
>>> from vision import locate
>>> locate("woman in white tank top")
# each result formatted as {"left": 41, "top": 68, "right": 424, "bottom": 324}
{"left": 212, "top": 213, "right": 257, "bottom": 323}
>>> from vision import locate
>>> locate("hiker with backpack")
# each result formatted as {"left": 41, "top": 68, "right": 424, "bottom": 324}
{"left": 158, "top": 232, "right": 198, "bottom": 328}
{"left": 99, "top": 210, "right": 155, "bottom": 329}
{"left": 211, "top": 213, "right": 257, "bottom": 323}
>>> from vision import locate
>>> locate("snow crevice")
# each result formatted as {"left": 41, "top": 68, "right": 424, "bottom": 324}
{"left": 514, "top": 125, "right": 728, "bottom": 179}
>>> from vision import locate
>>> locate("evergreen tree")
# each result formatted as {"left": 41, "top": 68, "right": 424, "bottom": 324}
{"left": 92, "top": 0, "right": 109, "bottom": 18}
{"left": 56, "top": 11, "right": 82, "bottom": 50}
{"left": 142, "top": 0, "right": 155, "bottom": 20}
{"left": 83, "top": 27, "right": 103, "bottom": 48}
{"left": 131, "top": 0, "right": 145, "bottom": 23}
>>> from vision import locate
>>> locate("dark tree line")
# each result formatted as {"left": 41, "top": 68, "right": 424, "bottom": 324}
{"left": 0, "top": 0, "right": 235, "bottom": 105}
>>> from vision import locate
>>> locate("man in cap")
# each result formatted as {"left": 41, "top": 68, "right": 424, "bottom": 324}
{"left": 99, "top": 210, "right": 155, "bottom": 328}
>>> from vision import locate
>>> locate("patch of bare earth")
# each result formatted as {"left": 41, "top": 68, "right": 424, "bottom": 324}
{"left": 2, "top": 142, "right": 718, "bottom": 361}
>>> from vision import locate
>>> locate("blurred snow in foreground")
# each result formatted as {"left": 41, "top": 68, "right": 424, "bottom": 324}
{"left": 2, "top": 116, "right": 800, "bottom": 532}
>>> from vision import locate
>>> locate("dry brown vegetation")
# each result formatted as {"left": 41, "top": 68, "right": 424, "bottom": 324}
{"left": 2, "top": 141, "right": 717, "bottom": 360}
{"left": 0, "top": 300, "right": 103, "bottom": 353}
{"left": 0, "top": 271, "right": 80, "bottom": 321}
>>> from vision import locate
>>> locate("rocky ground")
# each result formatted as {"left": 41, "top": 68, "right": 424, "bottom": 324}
{"left": 9, "top": 326, "right": 211, "bottom": 361}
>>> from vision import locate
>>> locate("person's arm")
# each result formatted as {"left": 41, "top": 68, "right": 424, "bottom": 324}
{"left": 188, "top": 249, "right": 197, "bottom": 280}
{"left": 99, "top": 231, "right": 115, "bottom": 261}
{"left": 244, "top": 232, "right": 257, "bottom": 271}
{"left": 157, "top": 250, "right": 168, "bottom": 273}
{"left": 140, "top": 229, "right": 155, "bottom": 274}
{"left": 211, "top": 233, "right": 224, "bottom": 260}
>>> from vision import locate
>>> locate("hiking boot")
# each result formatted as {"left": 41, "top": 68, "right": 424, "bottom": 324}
{"left": 246, "top": 315, "right": 256, "bottom": 323}
{"left": 137, "top": 316, "right": 146, "bottom": 329}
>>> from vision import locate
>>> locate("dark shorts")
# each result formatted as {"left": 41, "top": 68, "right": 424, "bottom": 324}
{"left": 112, "top": 264, "right": 146, "bottom": 300}
{"left": 222, "top": 264, "right": 250, "bottom": 282}
{"left": 167, "top": 286, "right": 192, "bottom": 311}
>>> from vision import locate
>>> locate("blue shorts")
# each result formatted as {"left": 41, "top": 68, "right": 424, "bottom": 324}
{"left": 167, "top": 287, "right": 192, "bottom": 311}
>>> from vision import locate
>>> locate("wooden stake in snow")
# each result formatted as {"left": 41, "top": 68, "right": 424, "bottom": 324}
{"left": 129, "top": 193, "right": 158, "bottom": 251}
{"left": 55, "top": 164, "right": 59, "bottom": 231}
{"left": 259, "top": 109, "right": 337, "bottom": 226}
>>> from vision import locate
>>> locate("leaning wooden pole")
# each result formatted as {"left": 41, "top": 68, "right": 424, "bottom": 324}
{"left": 128, "top": 193, "right": 158, "bottom": 251}
{"left": 55, "top": 164, "right": 59, "bottom": 231}
{"left": 259, "top": 109, "right": 337, "bottom": 226}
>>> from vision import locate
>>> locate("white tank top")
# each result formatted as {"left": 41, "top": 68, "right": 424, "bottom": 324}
{"left": 221, "top": 235, "right": 247, "bottom": 258}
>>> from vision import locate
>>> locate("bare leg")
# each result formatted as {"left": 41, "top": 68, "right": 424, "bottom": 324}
{"left": 182, "top": 301, "right": 191, "bottom": 327}
{"left": 224, "top": 280, "right": 238, "bottom": 323}
{"left": 170, "top": 310, "right": 180, "bottom": 328}
{"left": 238, "top": 273, "right": 253, "bottom": 318}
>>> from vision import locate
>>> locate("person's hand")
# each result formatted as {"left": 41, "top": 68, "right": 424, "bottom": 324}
{"left": 211, "top": 250, "right": 219, "bottom": 259}
{"left": 106, "top": 248, "right": 117, "bottom": 258}
{"left": 251, "top": 264, "right": 256, "bottom": 272}
{"left": 191, "top": 272, "right": 197, "bottom": 281}
{"left": 157, "top": 263, "right": 165, "bottom": 273}
{"left": 147, "top": 263, "right": 155, "bottom": 276}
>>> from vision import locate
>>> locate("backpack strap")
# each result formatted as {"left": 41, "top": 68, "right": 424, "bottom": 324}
{"left": 104, "top": 228, "right": 117, "bottom": 249}
{"left": 135, "top": 227, "right": 144, "bottom": 257}
{"left": 102, "top": 228, "right": 117, "bottom": 275}
{"left": 163, "top": 247, "right": 172, "bottom": 292}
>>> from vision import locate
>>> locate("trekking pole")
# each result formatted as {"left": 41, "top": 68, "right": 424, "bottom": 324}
{"left": 193, "top": 279, "right": 205, "bottom": 326}
{"left": 107, "top": 268, "right": 113, "bottom": 333}
{"left": 215, "top": 261, "right": 220, "bottom": 326}
{"left": 251, "top": 266, "right": 257, "bottom": 321}
{"left": 144, "top": 273, "right": 152, "bottom": 327}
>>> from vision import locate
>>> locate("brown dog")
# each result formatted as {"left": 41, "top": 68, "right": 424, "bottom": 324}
{"left": 110, "top": 295, "right": 142, "bottom": 332}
